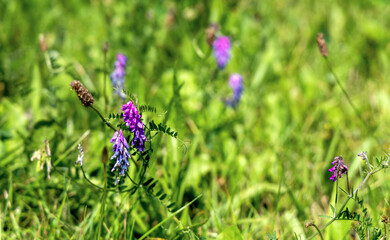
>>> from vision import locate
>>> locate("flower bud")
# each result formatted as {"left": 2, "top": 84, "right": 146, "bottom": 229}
{"left": 317, "top": 33, "right": 328, "bottom": 57}
{"left": 70, "top": 80, "right": 95, "bottom": 107}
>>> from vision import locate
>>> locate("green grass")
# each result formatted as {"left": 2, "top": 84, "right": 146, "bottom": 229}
{"left": 1, "top": 0, "right": 390, "bottom": 239}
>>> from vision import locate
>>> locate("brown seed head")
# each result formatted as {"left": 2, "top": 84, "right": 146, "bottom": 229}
{"left": 101, "top": 146, "right": 108, "bottom": 165}
{"left": 70, "top": 80, "right": 94, "bottom": 107}
{"left": 39, "top": 34, "right": 47, "bottom": 52}
{"left": 381, "top": 215, "right": 389, "bottom": 224}
{"left": 103, "top": 41, "right": 109, "bottom": 53}
{"left": 317, "top": 33, "right": 328, "bottom": 57}
{"left": 206, "top": 23, "right": 219, "bottom": 47}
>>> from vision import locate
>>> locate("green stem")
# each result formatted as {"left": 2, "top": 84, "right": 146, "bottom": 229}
{"left": 97, "top": 163, "right": 108, "bottom": 239}
{"left": 89, "top": 106, "right": 117, "bottom": 132}
{"left": 334, "top": 173, "right": 339, "bottom": 218}
{"left": 138, "top": 194, "right": 202, "bottom": 240}
{"left": 324, "top": 58, "right": 366, "bottom": 128}
{"left": 307, "top": 198, "right": 351, "bottom": 240}
{"left": 103, "top": 48, "right": 108, "bottom": 112}
{"left": 307, "top": 223, "right": 324, "bottom": 240}
{"left": 81, "top": 166, "right": 103, "bottom": 191}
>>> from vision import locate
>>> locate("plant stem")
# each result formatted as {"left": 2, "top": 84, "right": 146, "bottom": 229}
{"left": 324, "top": 58, "right": 366, "bottom": 128}
{"left": 307, "top": 198, "right": 351, "bottom": 240}
{"left": 306, "top": 223, "right": 324, "bottom": 240}
{"left": 334, "top": 174, "right": 339, "bottom": 218}
{"left": 138, "top": 194, "right": 202, "bottom": 240}
{"left": 89, "top": 106, "right": 117, "bottom": 132}
{"left": 97, "top": 163, "right": 108, "bottom": 239}
{"left": 103, "top": 46, "right": 108, "bottom": 112}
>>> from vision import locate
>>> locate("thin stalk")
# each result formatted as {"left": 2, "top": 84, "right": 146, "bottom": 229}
{"left": 138, "top": 194, "right": 202, "bottom": 240}
{"left": 97, "top": 163, "right": 108, "bottom": 239}
{"left": 80, "top": 166, "right": 103, "bottom": 191}
{"left": 334, "top": 170, "right": 339, "bottom": 218}
{"left": 324, "top": 58, "right": 366, "bottom": 128}
{"left": 307, "top": 197, "right": 351, "bottom": 240}
{"left": 125, "top": 172, "right": 137, "bottom": 185}
{"left": 89, "top": 106, "right": 117, "bottom": 132}
{"left": 103, "top": 46, "right": 108, "bottom": 112}
{"left": 306, "top": 223, "right": 324, "bottom": 240}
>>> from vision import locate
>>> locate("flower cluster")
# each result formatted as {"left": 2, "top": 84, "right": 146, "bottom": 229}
{"left": 213, "top": 36, "right": 231, "bottom": 69}
{"left": 110, "top": 53, "right": 127, "bottom": 99}
{"left": 110, "top": 130, "right": 131, "bottom": 184}
{"left": 328, "top": 156, "right": 348, "bottom": 181}
{"left": 122, "top": 101, "right": 147, "bottom": 152}
{"left": 225, "top": 73, "right": 244, "bottom": 108}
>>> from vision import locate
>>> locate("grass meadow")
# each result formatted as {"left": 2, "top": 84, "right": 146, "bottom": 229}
{"left": 1, "top": 0, "right": 390, "bottom": 239}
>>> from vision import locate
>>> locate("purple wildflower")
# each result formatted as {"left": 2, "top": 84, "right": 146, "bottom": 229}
{"left": 121, "top": 101, "right": 147, "bottom": 152}
{"left": 328, "top": 156, "right": 348, "bottom": 181}
{"left": 110, "top": 130, "right": 131, "bottom": 184}
{"left": 226, "top": 73, "right": 244, "bottom": 108}
{"left": 75, "top": 144, "right": 84, "bottom": 166}
{"left": 357, "top": 151, "right": 368, "bottom": 160}
{"left": 110, "top": 53, "right": 127, "bottom": 99}
{"left": 213, "top": 36, "right": 231, "bottom": 69}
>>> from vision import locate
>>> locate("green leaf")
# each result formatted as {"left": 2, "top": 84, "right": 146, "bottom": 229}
{"left": 167, "top": 202, "right": 176, "bottom": 209}
{"left": 155, "top": 189, "right": 163, "bottom": 197}
{"left": 159, "top": 194, "right": 167, "bottom": 200}
{"left": 143, "top": 178, "right": 154, "bottom": 187}
{"left": 216, "top": 226, "right": 244, "bottom": 240}
{"left": 329, "top": 204, "right": 334, "bottom": 214}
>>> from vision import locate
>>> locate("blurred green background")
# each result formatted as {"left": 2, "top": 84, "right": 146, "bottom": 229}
{"left": 1, "top": 0, "right": 390, "bottom": 239}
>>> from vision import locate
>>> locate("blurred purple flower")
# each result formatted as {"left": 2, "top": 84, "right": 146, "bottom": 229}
{"left": 225, "top": 73, "right": 244, "bottom": 108}
{"left": 110, "top": 53, "right": 127, "bottom": 99}
{"left": 328, "top": 156, "right": 348, "bottom": 181}
{"left": 122, "top": 101, "right": 147, "bottom": 152}
{"left": 110, "top": 130, "right": 131, "bottom": 184}
{"left": 213, "top": 36, "right": 231, "bottom": 69}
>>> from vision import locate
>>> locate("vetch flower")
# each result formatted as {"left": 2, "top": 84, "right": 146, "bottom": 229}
{"left": 110, "top": 130, "right": 131, "bottom": 184}
{"left": 110, "top": 53, "right": 127, "bottom": 99}
{"left": 328, "top": 156, "right": 348, "bottom": 181}
{"left": 121, "top": 101, "right": 147, "bottom": 152}
{"left": 213, "top": 36, "right": 231, "bottom": 69}
{"left": 225, "top": 73, "right": 244, "bottom": 108}
{"left": 75, "top": 144, "right": 84, "bottom": 166}
{"left": 357, "top": 151, "right": 368, "bottom": 160}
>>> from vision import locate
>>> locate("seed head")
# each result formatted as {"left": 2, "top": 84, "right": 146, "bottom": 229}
{"left": 206, "top": 23, "right": 219, "bottom": 47}
{"left": 381, "top": 215, "right": 389, "bottom": 224}
{"left": 317, "top": 33, "right": 328, "bottom": 57}
{"left": 70, "top": 80, "right": 94, "bottom": 107}
{"left": 39, "top": 34, "right": 47, "bottom": 52}
{"left": 101, "top": 146, "right": 108, "bottom": 165}
{"left": 103, "top": 41, "right": 109, "bottom": 54}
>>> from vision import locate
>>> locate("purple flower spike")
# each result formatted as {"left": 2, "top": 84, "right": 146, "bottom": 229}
{"left": 110, "top": 130, "right": 131, "bottom": 184}
{"left": 225, "top": 73, "right": 244, "bottom": 108}
{"left": 213, "top": 36, "right": 231, "bottom": 69}
{"left": 328, "top": 156, "right": 348, "bottom": 181}
{"left": 110, "top": 53, "right": 128, "bottom": 99}
{"left": 122, "top": 101, "right": 147, "bottom": 152}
